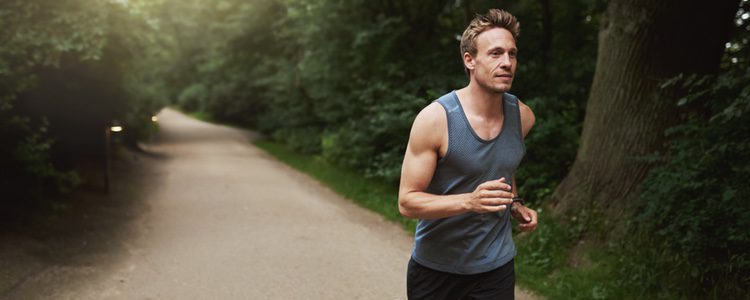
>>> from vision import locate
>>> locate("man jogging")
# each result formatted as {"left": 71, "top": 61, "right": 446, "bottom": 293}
{"left": 398, "top": 9, "right": 538, "bottom": 300}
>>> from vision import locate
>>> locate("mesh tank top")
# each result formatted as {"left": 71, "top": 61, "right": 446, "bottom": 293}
{"left": 411, "top": 90, "right": 526, "bottom": 274}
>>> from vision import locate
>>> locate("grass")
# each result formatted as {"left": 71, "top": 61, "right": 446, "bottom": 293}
{"left": 512, "top": 207, "right": 667, "bottom": 300}
{"left": 185, "top": 110, "right": 216, "bottom": 123}
{"left": 515, "top": 221, "right": 617, "bottom": 299}
{"left": 254, "top": 139, "right": 417, "bottom": 233}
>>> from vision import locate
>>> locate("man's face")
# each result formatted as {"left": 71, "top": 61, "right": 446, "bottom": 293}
{"left": 466, "top": 27, "right": 517, "bottom": 94}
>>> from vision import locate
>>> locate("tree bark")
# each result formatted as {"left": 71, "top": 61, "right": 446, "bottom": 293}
{"left": 540, "top": 0, "right": 552, "bottom": 83}
{"left": 462, "top": 0, "right": 473, "bottom": 25}
{"left": 550, "top": 0, "right": 739, "bottom": 218}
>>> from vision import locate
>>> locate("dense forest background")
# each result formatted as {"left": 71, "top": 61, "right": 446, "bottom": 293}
{"left": 1, "top": 0, "right": 748, "bottom": 298}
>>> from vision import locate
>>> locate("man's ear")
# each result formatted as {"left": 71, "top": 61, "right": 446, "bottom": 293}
{"left": 463, "top": 52, "right": 475, "bottom": 72}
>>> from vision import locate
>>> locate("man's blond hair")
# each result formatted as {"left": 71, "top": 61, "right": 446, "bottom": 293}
{"left": 460, "top": 9, "right": 520, "bottom": 76}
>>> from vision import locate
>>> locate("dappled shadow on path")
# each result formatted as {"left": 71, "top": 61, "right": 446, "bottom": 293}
{"left": 0, "top": 145, "right": 165, "bottom": 299}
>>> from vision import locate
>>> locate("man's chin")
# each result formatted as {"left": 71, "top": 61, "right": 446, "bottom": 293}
{"left": 476, "top": 79, "right": 512, "bottom": 94}
{"left": 492, "top": 84, "right": 511, "bottom": 94}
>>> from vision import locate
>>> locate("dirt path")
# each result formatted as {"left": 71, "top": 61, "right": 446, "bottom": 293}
{"left": 1, "top": 108, "right": 540, "bottom": 299}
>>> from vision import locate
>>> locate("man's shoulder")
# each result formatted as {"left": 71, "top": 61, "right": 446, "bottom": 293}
{"left": 414, "top": 101, "right": 446, "bottom": 127}
{"left": 409, "top": 91, "right": 456, "bottom": 143}
{"left": 514, "top": 97, "right": 536, "bottom": 137}
{"left": 409, "top": 99, "right": 449, "bottom": 149}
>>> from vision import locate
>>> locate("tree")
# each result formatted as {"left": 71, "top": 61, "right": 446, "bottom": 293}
{"left": 0, "top": 0, "right": 163, "bottom": 207}
{"left": 550, "top": 0, "right": 741, "bottom": 217}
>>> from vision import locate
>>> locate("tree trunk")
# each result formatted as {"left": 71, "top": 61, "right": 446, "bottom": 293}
{"left": 540, "top": 0, "right": 552, "bottom": 83}
{"left": 549, "top": 0, "right": 739, "bottom": 218}
{"left": 462, "top": 0, "right": 472, "bottom": 25}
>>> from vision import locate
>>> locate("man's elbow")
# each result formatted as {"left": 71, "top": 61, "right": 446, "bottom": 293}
{"left": 398, "top": 197, "right": 417, "bottom": 219}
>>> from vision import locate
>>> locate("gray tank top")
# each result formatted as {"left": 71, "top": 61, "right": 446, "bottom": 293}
{"left": 411, "top": 90, "right": 526, "bottom": 274}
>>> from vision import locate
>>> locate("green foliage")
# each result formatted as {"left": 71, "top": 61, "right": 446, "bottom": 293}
{"left": 0, "top": 0, "right": 165, "bottom": 207}
{"left": 82, "top": 0, "right": 747, "bottom": 298}
{"left": 250, "top": 0, "right": 466, "bottom": 174}
{"left": 177, "top": 84, "right": 208, "bottom": 112}
{"left": 0, "top": 0, "right": 108, "bottom": 202}
{"left": 164, "top": 0, "right": 601, "bottom": 191}
{"left": 615, "top": 63, "right": 750, "bottom": 298}
{"left": 515, "top": 4, "right": 750, "bottom": 298}
{"left": 516, "top": 95, "right": 586, "bottom": 202}
{"left": 148, "top": 0, "right": 285, "bottom": 128}
{"left": 621, "top": 7, "right": 750, "bottom": 297}
{"left": 0, "top": 117, "right": 81, "bottom": 201}
{"left": 515, "top": 212, "right": 575, "bottom": 280}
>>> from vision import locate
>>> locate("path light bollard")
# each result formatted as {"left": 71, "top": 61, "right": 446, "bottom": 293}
{"left": 149, "top": 115, "right": 158, "bottom": 147}
{"left": 105, "top": 120, "right": 123, "bottom": 194}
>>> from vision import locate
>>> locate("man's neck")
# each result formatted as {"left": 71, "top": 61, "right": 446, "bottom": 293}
{"left": 456, "top": 81, "right": 505, "bottom": 119}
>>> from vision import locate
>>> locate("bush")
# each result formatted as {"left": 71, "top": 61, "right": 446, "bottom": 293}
{"left": 618, "top": 62, "right": 750, "bottom": 298}
{"left": 177, "top": 83, "right": 207, "bottom": 112}
{"left": 0, "top": 0, "right": 166, "bottom": 208}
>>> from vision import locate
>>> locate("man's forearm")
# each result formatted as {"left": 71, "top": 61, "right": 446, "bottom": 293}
{"left": 398, "top": 191, "right": 471, "bottom": 220}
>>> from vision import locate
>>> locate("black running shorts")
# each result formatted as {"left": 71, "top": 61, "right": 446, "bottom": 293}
{"left": 406, "top": 257, "right": 515, "bottom": 300}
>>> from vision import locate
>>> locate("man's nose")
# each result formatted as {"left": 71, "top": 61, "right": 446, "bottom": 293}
{"left": 499, "top": 53, "right": 511, "bottom": 68}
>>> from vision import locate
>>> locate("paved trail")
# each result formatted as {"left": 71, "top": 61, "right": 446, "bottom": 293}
{"left": 2, "top": 108, "right": 540, "bottom": 299}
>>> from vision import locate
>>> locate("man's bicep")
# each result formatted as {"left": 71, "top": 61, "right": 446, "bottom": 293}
{"left": 399, "top": 105, "right": 443, "bottom": 197}
{"left": 400, "top": 141, "right": 438, "bottom": 195}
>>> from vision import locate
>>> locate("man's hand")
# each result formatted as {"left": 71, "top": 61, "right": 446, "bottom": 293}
{"left": 511, "top": 203, "right": 537, "bottom": 232}
{"left": 465, "top": 178, "right": 514, "bottom": 214}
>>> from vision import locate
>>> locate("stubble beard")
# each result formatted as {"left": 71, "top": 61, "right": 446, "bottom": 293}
{"left": 476, "top": 75, "right": 512, "bottom": 94}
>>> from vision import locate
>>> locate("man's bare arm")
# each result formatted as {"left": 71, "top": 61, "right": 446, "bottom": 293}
{"left": 509, "top": 99, "right": 538, "bottom": 231}
{"left": 398, "top": 103, "right": 513, "bottom": 220}
{"left": 518, "top": 99, "right": 536, "bottom": 137}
